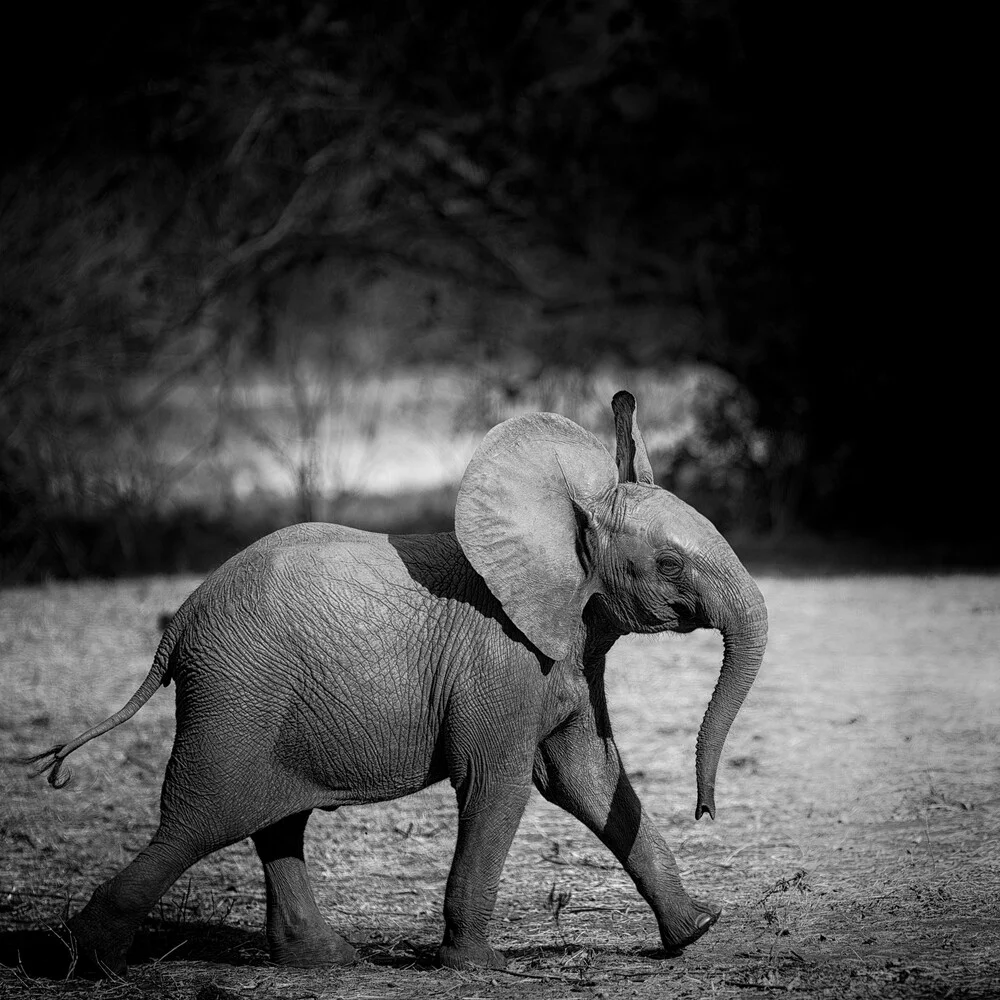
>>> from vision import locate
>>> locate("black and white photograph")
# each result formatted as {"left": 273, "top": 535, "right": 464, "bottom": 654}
{"left": 1, "top": 3, "right": 994, "bottom": 998}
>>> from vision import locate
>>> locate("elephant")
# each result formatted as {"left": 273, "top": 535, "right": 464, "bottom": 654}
{"left": 27, "top": 390, "right": 767, "bottom": 976}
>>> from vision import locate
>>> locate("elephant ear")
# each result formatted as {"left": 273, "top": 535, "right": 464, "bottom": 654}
{"left": 456, "top": 412, "right": 617, "bottom": 660}
{"left": 612, "top": 390, "right": 655, "bottom": 485}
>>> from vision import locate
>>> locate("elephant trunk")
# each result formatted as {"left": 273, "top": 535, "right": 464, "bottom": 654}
{"left": 694, "top": 569, "right": 768, "bottom": 821}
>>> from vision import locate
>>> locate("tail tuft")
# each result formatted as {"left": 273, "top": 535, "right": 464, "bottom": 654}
{"left": 21, "top": 745, "right": 72, "bottom": 788}
{"left": 22, "top": 639, "right": 175, "bottom": 790}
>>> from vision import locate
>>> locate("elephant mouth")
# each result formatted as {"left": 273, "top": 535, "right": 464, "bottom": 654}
{"left": 592, "top": 595, "right": 709, "bottom": 637}
{"left": 668, "top": 621, "right": 701, "bottom": 634}
{"left": 635, "top": 612, "right": 706, "bottom": 636}
{"left": 656, "top": 600, "right": 712, "bottom": 635}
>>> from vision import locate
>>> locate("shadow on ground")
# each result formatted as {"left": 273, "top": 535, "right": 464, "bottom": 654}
{"left": 0, "top": 922, "right": 268, "bottom": 979}
{"left": 1, "top": 925, "right": 465, "bottom": 979}
{"left": 1, "top": 926, "right": 679, "bottom": 981}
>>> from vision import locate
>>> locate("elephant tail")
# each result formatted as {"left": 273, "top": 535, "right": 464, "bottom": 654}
{"left": 22, "top": 615, "right": 182, "bottom": 788}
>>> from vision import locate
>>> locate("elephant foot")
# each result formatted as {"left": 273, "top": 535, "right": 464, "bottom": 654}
{"left": 437, "top": 940, "right": 507, "bottom": 970}
{"left": 66, "top": 913, "right": 130, "bottom": 979}
{"left": 269, "top": 927, "right": 356, "bottom": 967}
{"left": 659, "top": 899, "right": 721, "bottom": 955}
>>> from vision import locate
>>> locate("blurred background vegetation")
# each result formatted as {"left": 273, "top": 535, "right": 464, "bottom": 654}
{"left": 0, "top": 1, "right": 987, "bottom": 582}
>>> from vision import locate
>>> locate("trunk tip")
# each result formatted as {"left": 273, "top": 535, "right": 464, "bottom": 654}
{"left": 695, "top": 793, "right": 716, "bottom": 821}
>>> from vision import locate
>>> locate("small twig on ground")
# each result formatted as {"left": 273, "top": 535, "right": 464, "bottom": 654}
{"left": 724, "top": 981, "right": 818, "bottom": 991}
{"left": 500, "top": 969, "right": 588, "bottom": 983}
{"left": 152, "top": 939, "right": 189, "bottom": 965}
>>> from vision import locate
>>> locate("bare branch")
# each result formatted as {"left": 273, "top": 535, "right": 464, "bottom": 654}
{"left": 225, "top": 99, "right": 276, "bottom": 168}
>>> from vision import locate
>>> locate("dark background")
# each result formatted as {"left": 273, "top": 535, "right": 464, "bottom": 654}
{"left": 1, "top": 1, "right": 987, "bottom": 582}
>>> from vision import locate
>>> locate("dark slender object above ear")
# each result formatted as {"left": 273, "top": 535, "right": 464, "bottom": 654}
{"left": 611, "top": 390, "right": 655, "bottom": 485}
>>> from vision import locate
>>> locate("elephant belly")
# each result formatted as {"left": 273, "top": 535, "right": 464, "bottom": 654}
{"left": 271, "top": 671, "right": 449, "bottom": 806}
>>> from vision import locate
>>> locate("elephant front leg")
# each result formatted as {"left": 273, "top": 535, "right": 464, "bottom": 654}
{"left": 534, "top": 727, "right": 719, "bottom": 953}
{"left": 437, "top": 779, "right": 532, "bottom": 970}
{"left": 251, "top": 811, "right": 356, "bottom": 967}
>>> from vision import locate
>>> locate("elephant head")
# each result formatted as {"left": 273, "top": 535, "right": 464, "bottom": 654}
{"left": 456, "top": 391, "right": 767, "bottom": 821}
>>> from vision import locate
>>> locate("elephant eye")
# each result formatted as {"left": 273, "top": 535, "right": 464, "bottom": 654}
{"left": 656, "top": 550, "right": 685, "bottom": 580}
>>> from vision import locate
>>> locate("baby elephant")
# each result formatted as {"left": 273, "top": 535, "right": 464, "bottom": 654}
{"left": 28, "top": 391, "right": 767, "bottom": 975}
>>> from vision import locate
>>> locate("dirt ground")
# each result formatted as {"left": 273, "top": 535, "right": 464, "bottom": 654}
{"left": 1, "top": 572, "right": 998, "bottom": 999}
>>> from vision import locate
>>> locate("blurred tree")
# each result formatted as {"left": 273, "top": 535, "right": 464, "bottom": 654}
{"left": 6, "top": 1, "right": 774, "bottom": 339}
{"left": 4, "top": 0, "right": 979, "bottom": 567}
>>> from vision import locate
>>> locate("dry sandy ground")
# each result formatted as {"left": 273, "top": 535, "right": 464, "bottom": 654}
{"left": 1, "top": 572, "right": 998, "bottom": 999}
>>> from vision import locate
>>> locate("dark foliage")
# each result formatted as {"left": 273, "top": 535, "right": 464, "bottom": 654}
{"left": 2, "top": 1, "right": 986, "bottom": 574}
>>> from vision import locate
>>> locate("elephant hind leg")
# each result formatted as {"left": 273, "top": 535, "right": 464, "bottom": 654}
{"left": 68, "top": 747, "right": 294, "bottom": 976}
{"left": 252, "top": 810, "right": 356, "bottom": 967}
{"left": 68, "top": 823, "right": 228, "bottom": 977}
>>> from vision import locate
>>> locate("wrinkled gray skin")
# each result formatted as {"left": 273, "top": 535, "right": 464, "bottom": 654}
{"left": 28, "top": 392, "right": 767, "bottom": 976}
